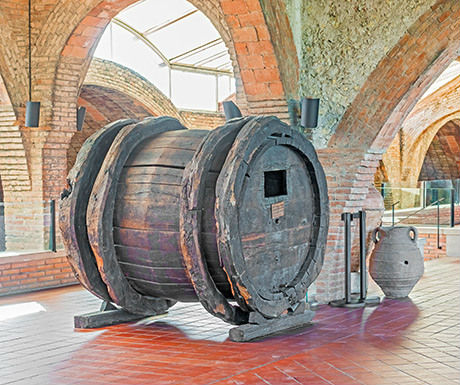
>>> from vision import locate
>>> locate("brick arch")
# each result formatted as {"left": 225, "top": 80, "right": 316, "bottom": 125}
{"left": 84, "top": 58, "right": 183, "bottom": 122}
{"left": 402, "top": 75, "right": 460, "bottom": 153}
{"left": 50, "top": 0, "right": 295, "bottom": 126}
{"left": 419, "top": 119, "right": 460, "bottom": 181}
{"left": 378, "top": 112, "right": 460, "bottom": 209}
{"left": 329, "top": 0, "right": 460, "bottom": 153}
{"left": 407, "top": 113, "right": 460, "bottom": 184}
{"left": 0, "top": 4, "right": 28, "bottom": 119}
{"left": 382, "top": 74, "right": 460, "bottom": 187}
{"left": 0, "top": 74, "right": 31, "bottom": 193}
{"left": 43, "top": 0, "right": 291, "bottom": 200}
{"left": 80, "top": 85, "right": 152, "bottom": 122}
{"left": 313, "top": 0, "right": 460, "bottom": 301}
{"left": 67, "top": 84, "right": 154, "bottom": 172}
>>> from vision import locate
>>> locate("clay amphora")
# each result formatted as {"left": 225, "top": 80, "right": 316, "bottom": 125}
{"left": 369, "top": 226, "right": 424, "bottom": 298}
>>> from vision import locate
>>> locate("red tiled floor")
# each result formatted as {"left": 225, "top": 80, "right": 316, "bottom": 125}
{"left": 0, "top": 257, "right": 459, "bottom": 385}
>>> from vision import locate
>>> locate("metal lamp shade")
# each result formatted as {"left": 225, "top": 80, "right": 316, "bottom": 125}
{"left": 77, "top": 106, "right": 86, "bottom": 132}
{"left": 301, "top": 98, "right": 319, "bottom": 129}
{"left": 223, "top": 101, "right": 242, "bottom": 121}
{"left": 25, "top": 101, "right": 40, "bottom": 127}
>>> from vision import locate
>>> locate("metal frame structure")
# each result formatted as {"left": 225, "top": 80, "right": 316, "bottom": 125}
{"left": 97, "top": 0, "right": 236, "bottom": 111}
{"left": 111, "top": 18, "right": 233, "bottom": 77}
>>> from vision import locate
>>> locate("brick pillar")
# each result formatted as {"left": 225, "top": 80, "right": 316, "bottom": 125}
{"left": 315, "top": 149, "right": 381, "bottom": 302}
{"left": 4, "top": 128, "right": 49, "bottom": 251}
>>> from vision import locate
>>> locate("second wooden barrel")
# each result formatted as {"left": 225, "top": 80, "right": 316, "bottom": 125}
{"left": 60, "top": 115, "right": 329, "bottom": 325}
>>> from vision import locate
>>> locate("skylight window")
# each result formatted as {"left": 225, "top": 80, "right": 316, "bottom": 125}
{"left": 94, "top": 0, "right": 235, "bottom": 111}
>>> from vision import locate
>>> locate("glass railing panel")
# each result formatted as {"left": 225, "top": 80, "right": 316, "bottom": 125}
{"left": 378, "top": 186, "right": 459, "bottom": 227}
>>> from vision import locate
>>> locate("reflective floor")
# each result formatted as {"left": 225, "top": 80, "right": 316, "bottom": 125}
{"left": 0, "top": 257, "right": 459, "bottom": 385}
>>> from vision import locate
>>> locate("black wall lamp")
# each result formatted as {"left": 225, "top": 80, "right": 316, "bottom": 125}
{"left": 25, "top": 0, "right": 40, "bottom": 127}
{"left": 76, "top": 106, "right": 86, "bottom": 131}
{"left": 223, "top": 101, "right": 242, "bottom": 121}
{"left": 288, "top": 97, "right": 320, "bottom": 130}
{"left": 301, "top": 97, "right": 319, "bottom": 129}
{"left": 223, "top": 98, "right": 319, "bottom": 131}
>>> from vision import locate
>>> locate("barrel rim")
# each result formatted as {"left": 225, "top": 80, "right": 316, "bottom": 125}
{"left": 59, "top": 119, "right": 136, "bottom": 302}
{"left": 216, "top": 116, "right": 329, "bottom": 318}
{"left": 180, "top": 117, "right": 252, "bottom": 325}
{"left": 86, "top": 117, "right": 184, "bottom": 315}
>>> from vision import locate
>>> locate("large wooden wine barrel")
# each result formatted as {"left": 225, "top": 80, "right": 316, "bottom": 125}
{"left": 60, "top": 115, "right": 329, "bottom": 325}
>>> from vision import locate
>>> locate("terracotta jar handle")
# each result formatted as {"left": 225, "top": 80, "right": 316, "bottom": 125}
{"left": 408, "top": 226, "right": 418, "bottom": 242}
{"left": 372, "top": 227, "right": 380, "bottom": 243}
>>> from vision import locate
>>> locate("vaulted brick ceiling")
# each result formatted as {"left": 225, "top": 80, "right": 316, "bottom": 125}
{"left": 79, "top": 85, "right": 152, "bottom": 124}
{"left": 419, "top": 119, "right": 460, "bottom": 181}
{"left": 67, "top": 85, "right": 153, "bottom": 173}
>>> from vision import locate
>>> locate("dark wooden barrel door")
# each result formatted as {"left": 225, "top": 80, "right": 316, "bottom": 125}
{"left": 216, "top": 116, "right": 329, "bottom": 319}
{"left": 239, "top": 145, "right": 314, "bottom": 301}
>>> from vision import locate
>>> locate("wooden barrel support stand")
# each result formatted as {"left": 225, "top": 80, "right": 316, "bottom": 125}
{"left": 60, "top": 115, "right": 329, "bottom": 342}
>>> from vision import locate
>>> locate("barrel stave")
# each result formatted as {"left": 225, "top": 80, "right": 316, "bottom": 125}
{"left": 120, "top": 166, "right": 184, "bottom": 186}
{"left": 114, "top": 129, "right": 210, "bottom": 301}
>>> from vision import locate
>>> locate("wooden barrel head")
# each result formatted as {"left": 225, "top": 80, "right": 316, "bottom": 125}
{"left": 87, "top": 117, "right": 185, "bottom": 315}
{"left": 180, "top": 117, "right": 252, "bottom": 325}
{"left": 59, "top": 119, "right": 136, "bottom": 302}
{"left": 239, "top": 144, "right": 315, "bottom": 300}
{"left": 216, "top": 116, "right": 329, "bottom": 319}
{"left": 114, "top": 129, "right": 210, "bottom": 303}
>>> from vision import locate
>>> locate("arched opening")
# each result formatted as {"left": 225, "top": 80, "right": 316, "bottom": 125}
{"left": 92, "top": 0, "right": 236, "bottom": 112}
{"left": 66, "top": 1, "right": 243, "bottom": 172}
{"left": 418, "top": 119, "right": 460, "bottom": 218}
{"left": 376, "top": 61, "right": 460, "bottom": 211}
{"left": 419, "top": 119, "right": 460, "bottom": 183}
{"left": 372, "top": 57, "right": 460, "bottom": 231}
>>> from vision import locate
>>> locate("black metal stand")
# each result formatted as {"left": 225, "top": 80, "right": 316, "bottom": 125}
{"left": 329, "top": 210, "right": 380, "bottom": 308}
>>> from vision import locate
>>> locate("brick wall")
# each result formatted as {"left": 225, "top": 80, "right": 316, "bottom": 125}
{"left": 0, "top": 251, "right": 77, "bottom": 296}
{"left": 3, "top": 202, "right": 49, "bottom": 251}
{"left": 179, "top": 110, "right": 226, "bottom": 130}
{"left": 0, "top": 105, "right": 30, "bottom": 193}
{"left": 420, "top": 232, "right": 447, "bottom": 260}
{"left": 314, "top": 149, "right": 382, "bottom": 301}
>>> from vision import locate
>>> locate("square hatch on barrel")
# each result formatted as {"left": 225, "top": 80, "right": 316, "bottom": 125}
{"left": 264, "top": 170, "right": 287, "bottom": 198}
